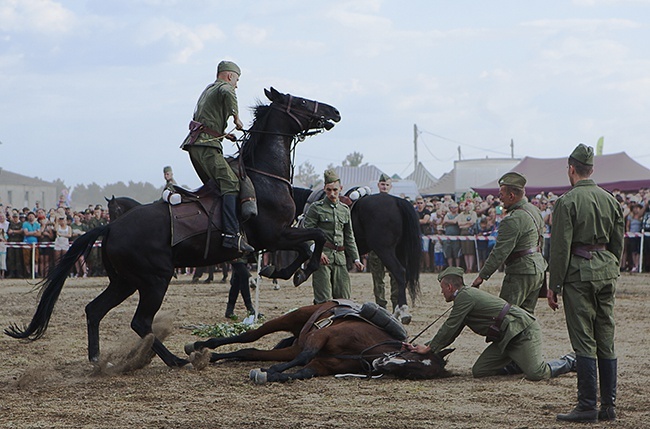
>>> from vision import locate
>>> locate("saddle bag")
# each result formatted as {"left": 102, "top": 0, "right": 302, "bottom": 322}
{"left": 359, "top": 302, "right": 408, "bottom": 341}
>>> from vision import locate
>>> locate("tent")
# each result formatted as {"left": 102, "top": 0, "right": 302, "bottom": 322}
{"left": 472, "top": 152, "right": 650, "bottom": 197}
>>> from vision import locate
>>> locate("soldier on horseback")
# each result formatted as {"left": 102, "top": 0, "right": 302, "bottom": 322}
{"left": 180, "top": 60, "right": 254, "bottom": 253}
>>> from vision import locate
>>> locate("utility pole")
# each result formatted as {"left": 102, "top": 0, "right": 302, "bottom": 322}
{"left": 413, "top": 124, "right": 418, "bottom": 168}
{"left": 457, "top": 145, "right": 461, "bottom": 160}
{"left": 510, "top": 138, "right": 514, "bottom": 158}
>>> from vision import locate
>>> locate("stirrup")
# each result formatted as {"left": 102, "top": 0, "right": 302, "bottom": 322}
{"left": 222, "top": 233, "right": 254, "bottom": 253}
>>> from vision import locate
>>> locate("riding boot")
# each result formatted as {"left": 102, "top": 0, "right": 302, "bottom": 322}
{"left": 598, "top": 358, "right": 617, "bottom": 421}
{"left": 548, "top": 352, "right": 577, "bottom": 378}
{"left": 557, "top": 356, "right": 598, "bottom": 423}
{"left": 222, "top": 194, "right": 254, "bottom": 253}
{"left": 224, "top": 304, "right": 235, "bottom": 319}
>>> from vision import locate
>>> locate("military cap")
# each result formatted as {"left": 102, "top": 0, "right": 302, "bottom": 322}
{"left": 437, "top": 266, "right": 465, "bottom": 282}
{"left": 569, "top": 143, "right": 594, "bottom": 166}
{"left": 163, "top": 166, "right": 173, "bottom": 174}
{"left": 324, "top": 169, "right": 340, "bottom": 184}
{"left": 217, "top": 60, "right": 241, "bottom": 75}
{"left": 378, "top": 173, "right": 391, "bottom": 182}
{"left": 498, "top": 171, "right": 527, "bottom": 189}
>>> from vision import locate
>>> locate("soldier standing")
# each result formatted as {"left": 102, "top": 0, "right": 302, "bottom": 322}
{"left": 303, "top": 169, "right": 364, "bottom": 304}
{"left": 471, "top": 172, "right": 547, "bottom": 314}
{"left": 548, "top": 143, "right": 624, "bottom": 423}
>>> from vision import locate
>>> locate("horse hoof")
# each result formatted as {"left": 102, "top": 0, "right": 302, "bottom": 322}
{"left": 259, "top": 265, "right": 276, "bottom": 278}
{"left": 293, "top": 269, "right": 307, "bottom": 287}
{"left": 249, "top": 369, "right": 268, "bottom": 384}
{"left": 184, "top": 342, "right": 196, "bottom": 355}
{"left": 401, "top": 314, "right": 412, "bottom": 325}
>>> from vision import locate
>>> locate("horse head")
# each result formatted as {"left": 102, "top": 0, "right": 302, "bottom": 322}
{"left": 372, "top": 348, "right": 454, "bottom": 380}
{"left": 264, "top": 87, "right": 341, "bottom": 132}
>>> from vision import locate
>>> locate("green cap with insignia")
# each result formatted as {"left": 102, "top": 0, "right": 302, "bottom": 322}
{"left": 498, "top": 171, "right": 527, "bottom": 189}
{"left": 379, "top": 173, "right": 391, "bottom": 182}
{"left": 217, "top": 60, "right": 241, "bottom": 76}
{"left": 163, "top": 166, "right": 173, "bottom": 174}
{"left": 569, "top": 143, "right": 594, "bottom": 166}
{"left": 437, "top": 266, "right": 466, "bottom": 282}
{"left": 324, "top": 169, "right": 340, "bottom": 184}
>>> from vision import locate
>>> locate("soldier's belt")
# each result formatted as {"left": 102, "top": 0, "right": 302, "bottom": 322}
{"left": 504, "top": 247, "right": 540, "bottom": 265}
{"left": 486, "top": 303, "right": 511, "bottom": 343}
{"left": 324, "top": 242, "right": 345, "bottom": 251}
{"left": 571, "top": 244, "right": 607, "bottom": 260}
{"left": 187, "top": 120, "right": 224, "bottom": 145}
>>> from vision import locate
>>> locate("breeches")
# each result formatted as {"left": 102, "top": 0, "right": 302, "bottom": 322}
{"left": 312, "top": 263, "right": 351, "bottom": 304}
{"left": 188, "top": 145, "right": 240, "bottom": 195}
{"left": 499, "top": 271, "right": 544, "bottom": 315}
{"left": 368, "top": 251, "right": 399, "bottom": 310}
{"left": 472, "top": 322, "right": 550, "bottom": 381}
{"left": 562, "top": 279, "right": 616, "bottom": 359}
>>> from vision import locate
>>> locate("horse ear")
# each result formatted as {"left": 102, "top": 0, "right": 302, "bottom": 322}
{"left": 264, "top": 88, "right": 273, "bottom": 101}
{"left": 105, "top": 196, "right": 111, "bottom": 203}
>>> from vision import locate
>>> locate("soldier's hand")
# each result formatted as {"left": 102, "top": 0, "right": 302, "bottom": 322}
{"left": 320, "top": 254, "right": 330, "bottom": 265}
{"left": 234, "top": 117, "right": 244, "bottom": 130}
{"left": 471, "top": 276, "right": 483, "bottom": 288}
{"left": 354, "top": 260, "right": 364, "bottom": 272}
{"left": 225, "top": 133, "right": 237, "bottom": 142}
{"left": 547, "top": 289, "right": 559, "bottom": 311}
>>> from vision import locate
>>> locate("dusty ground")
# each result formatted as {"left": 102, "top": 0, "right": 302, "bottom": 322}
{"left": 0, "top": 271, "right": 648, "bottom": 429}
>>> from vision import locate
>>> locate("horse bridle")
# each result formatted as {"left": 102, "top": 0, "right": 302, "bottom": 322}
{"left": 271, "top": 94, "right": 326, "bottom": 131}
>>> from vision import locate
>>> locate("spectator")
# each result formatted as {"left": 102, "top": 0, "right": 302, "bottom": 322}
{"left": 458, "top": 201, "right": 478, "bottom": 272}
{"left": 22, "top": 212, "right": 41, "bottom": 278}
{"left": 414, "top": 196, "right": 432, "bottom": 272}
{"left": 442, "top": 201, "right": 461, "bottom": 268}
{"left": 626, "top": 203, "right": 643, "bottom": 272}
{"left": 39, "top": 216, "right": 56, "bottom": 277}
{"left": 53, "top": 214, "right": 72, "bottom": 264}
{"left": 7, "top": 212, "right": 25, "bottom": 278}
{"left": 70, "top": 213, "right": 87, "bottom": 277}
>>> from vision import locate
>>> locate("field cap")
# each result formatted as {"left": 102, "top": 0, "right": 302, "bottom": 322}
{"left": 324, "top": 169, "right": 340, "bottom": 184}
{"left": 569, "top": 143, "right": 594, "bottom": 166}
{"left": 217, "top": 60, "right": 241, "bottom": 75}
{"left": 499, "top": 172, "right": 526, "bottom": 189}
{"left": 163, "top": 166, "right": 173, "bottom": 174}
{"left": 379, "top": 173, "right": 391, "bottom": 182}
{"left": 438, "top": 266, "right": 465, "bottom": 282}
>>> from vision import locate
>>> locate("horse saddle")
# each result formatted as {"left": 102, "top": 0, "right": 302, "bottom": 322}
{"left": 311, "top": 300, "right": 408, "bottom": 341}
{"left": 169, "top": 180, "right": 222, "bottom": 246}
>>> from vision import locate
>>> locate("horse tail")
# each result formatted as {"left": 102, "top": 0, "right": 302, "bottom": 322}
{"left": 395, "top": 197, "right": 421, "bottom": 302}
{"left": 4, "top": 225, "right": 109, "bottom": 340}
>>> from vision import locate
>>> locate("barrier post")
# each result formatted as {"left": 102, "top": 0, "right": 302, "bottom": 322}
{"left": 254, "top": 252, "right": 262, "bottom": 323}
{"left": 31, "top": 243, "right": 36, "bottom": 280}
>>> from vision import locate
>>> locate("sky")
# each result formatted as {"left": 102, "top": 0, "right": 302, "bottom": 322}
{"left": 1, "top": 0, "right": 650, "bottom": 190}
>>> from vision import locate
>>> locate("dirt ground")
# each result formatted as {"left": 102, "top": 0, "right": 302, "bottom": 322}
{"left": 0, "top": 270, "right": 648, "bottom": 429}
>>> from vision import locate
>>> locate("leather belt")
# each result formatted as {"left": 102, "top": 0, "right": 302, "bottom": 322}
{"left": 324, "top": 242, "right": 345, "bottom": 251}
{"left": 571, "top": 244, "right": 607, "bottom": 260}
{"left": 504, "top": 247, "right": 540, "bottom": 265}
{"left": 187, "top": 120, "right": 224, "bottom": 145}
{"left": 486, "top": 303, "right": 511, "bottom": 343}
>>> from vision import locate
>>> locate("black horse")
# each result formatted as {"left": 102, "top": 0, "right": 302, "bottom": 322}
{"left": 5, "top": 87, "right": 340, "bottom": 368}
{"left": 351, "top": 193, "right": 421, "bottom": 323}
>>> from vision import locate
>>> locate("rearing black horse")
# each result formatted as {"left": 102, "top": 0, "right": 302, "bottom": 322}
{"left": 5, "top": 87, "right": 340, "bottom": 368}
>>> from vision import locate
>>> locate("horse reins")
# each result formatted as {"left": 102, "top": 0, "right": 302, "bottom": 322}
{"left": 408, "top": 305, "right": 453, "bottom": 343}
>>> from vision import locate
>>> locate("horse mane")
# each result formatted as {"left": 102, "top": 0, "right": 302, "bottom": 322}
{"left": 240, "top": 102, "right": 272, "bottom": 163}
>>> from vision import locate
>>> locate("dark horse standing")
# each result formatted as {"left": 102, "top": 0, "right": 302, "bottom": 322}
{"left": 351, "top": 193, "right": 421, "bottom": 323}
{"left": 5, "top": 87, "right": 340, "bottom": 368}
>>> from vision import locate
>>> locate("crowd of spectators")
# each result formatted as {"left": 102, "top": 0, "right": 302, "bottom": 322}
{"left": 410, "top": 187, "right": 650, "bottom": 274}
{"left": 0, "top": 200, "right": 109, "bottom": 279}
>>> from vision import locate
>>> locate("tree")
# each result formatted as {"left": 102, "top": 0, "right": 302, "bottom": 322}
{"left": 342, "top": 151, "right": 365, "bottom": 167}
{"left": 294, "top": 161, "right": 321, "bottom": 189}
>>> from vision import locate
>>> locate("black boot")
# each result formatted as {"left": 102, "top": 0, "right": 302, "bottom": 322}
{"left": 557, "top": 356, "right": 598, "bottom": 423}
{"left": 548, "top": 352, "right": 577, "bottom": 378}
{"left": 222, "top": 194, "right": 254, "bottom": 253}
{"left": 598, "top": 358, "right": 617, "bottom": 421}
{"left": 225, "top": 304, "right": 235, "bottom": 319}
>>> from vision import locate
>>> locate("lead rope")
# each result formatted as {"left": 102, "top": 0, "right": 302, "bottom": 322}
{"left": 408, "top": 305, "right": 453, "bottom": 343}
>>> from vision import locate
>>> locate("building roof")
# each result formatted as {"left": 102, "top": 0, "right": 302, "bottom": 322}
{"left": 405, "top": 162, "right": 438, "bottom": 190}
{"left": 0, "top": 168, "right": 56, "bottom": 187}
{"left": 334, "top": 165, "right": 386, "bottom": 190}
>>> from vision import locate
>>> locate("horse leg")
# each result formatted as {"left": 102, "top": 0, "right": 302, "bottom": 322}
{"left": 85, "top": 280, "right": 137, "bottom": 363}
{"left": 130, "top": 276, "right": 189, "bottom": 368}
{"left": 210, "top": 344, "right": 301, "bottom": 363}
{"left": 185, "top": 305, "right": 319, "bottom": 353}
{"left": 262, "top": 242, "right": 311, "bottom": 280}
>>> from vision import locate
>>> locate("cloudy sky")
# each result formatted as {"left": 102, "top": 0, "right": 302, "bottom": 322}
{"left": 1, "top": 0, "right": 650, "bottom": 189}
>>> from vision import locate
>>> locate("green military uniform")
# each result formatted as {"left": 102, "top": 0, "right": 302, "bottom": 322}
{"left": 478, "top": 173, "right": 547, "bottom": 314}
{"left": 180, "top": 63, "right": 240, "bottom": 195}
{"left": 163, "top": 166, "right": 177, "bottom": 193}
{"left": 427, "top": 267, "right": 554, "bottom": 381}
{"left": 368, "top": 251, "right": 399, "bottom": 310}
{"left": 303, "top": 171, "right": 361, "bottom": 304}
{"left": 550, "top": 144, "right": 624, "bottom": 422}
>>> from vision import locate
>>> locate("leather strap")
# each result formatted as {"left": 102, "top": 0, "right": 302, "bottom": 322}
{"left": 504, "top": 247, "right": 540, "bottom": 265}
{"left": 494, "top": 303, "right": 511, "bottom": 327}
{"left": 324, "top": 242, "right": 345, "bottom": 251}
{"left": 571, "top": 244, "right": 607, "bottom": 260}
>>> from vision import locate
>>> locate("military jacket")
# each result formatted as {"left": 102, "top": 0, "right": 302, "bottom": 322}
{"left": 303, "top": 198, "right": 360, "bottom": 266}
{"left": 549, "top": 179, "right": 624, "bottom": 293}
{"left": 426, "top": 286, "right": 535, "bottom": 354}
{"left": 181, "top": 79, "right": 238, "bottom": 150}
{"left": 479, "top": 197, "right": 547, "bottom": 279}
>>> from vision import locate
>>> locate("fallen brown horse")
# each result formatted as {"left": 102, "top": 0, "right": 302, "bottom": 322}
{"left": 185, "top": 300, "right": 453, "bottom": 383}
